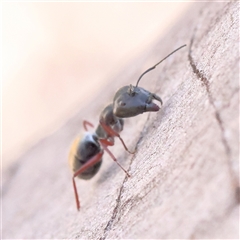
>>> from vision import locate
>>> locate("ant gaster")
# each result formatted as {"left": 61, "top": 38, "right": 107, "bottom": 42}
{"left": 69, "top": 45, "right": 186, "bottom": 211}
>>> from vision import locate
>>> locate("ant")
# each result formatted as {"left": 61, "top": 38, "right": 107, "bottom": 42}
{"left": 68, "top": 44, "right": 186, "bottom": 211}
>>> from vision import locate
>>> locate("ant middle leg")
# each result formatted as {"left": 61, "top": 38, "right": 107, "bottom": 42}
{"left": 99, "top": 139, "right": 131, "bottom": 178}
{"left": 99, "top": 120, "right": 135, "bottom": 154}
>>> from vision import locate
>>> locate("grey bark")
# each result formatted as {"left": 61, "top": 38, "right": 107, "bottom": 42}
{"left": 2, "top": 2, "right": 239, "bottom": 239}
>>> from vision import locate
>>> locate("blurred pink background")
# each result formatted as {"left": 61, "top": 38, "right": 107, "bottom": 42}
{"left": 2, "top": 2, "right": 191, "bottom": 168}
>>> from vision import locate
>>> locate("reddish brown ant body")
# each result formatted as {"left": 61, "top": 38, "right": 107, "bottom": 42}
{"left": 69, "top": 45, "right": 186, "bottom": 211}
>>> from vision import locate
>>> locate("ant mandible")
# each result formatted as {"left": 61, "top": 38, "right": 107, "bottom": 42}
{"left": 68, "top": 44, "right": 186, "bottom": 211}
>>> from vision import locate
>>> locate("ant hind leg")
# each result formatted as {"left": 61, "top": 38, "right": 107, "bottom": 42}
{"left": 72, "top": 150, "right": 104, "bottom": 211}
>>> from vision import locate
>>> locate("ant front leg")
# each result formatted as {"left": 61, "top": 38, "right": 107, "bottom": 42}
{"left": 72, "top": 151, "right": 104, "bottom": 211}
{"left": 99, "top": 120, "right": 135, "bottom": 154}
{"left": 83, "top": 120, "right": 94, "bottom": 131}
{"left": 99, "top": 138, "right": 131, "bottom": 178}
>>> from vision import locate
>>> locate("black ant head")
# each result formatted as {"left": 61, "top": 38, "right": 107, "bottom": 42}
{"left": 113, "top": 85, "right": 162, "bottom": 118}
{"left": 113, "top": 44, "right": 186, "bottom": 118}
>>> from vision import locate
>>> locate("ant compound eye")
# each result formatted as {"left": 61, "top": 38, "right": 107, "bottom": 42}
{"left": 120, "top": 101, "right": 126, "bottom": 106}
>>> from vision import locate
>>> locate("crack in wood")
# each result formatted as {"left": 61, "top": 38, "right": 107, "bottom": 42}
{"left": 99, "top": 114, "right": 151, "bottom": 240}
{"left": 99, "top": 156, "right": 133, "bottom": 240}
{"left": 188, "top": 33, "right": 239, "bottom": 205}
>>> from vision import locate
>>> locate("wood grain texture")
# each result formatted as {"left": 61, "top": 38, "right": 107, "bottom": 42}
{"left": 2, "top": 2, "right": 239, "bottom": 239}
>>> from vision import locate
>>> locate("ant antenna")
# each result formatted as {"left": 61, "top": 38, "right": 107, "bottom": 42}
{"left": 135, "top": 44, "right": 187, "bottom": 87}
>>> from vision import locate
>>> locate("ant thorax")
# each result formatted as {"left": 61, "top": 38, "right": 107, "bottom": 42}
{"left": 96, "top": 103, "right": 124, "bottom": 139}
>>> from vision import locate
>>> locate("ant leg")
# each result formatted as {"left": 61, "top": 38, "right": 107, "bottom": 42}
{"left": 83, "top": 120, "right": 94, "bottom": 131}
{"left": 72, "top": 151, "right": 104, "bottom": 211}
{"left": 99, "top": 139, "right": 131, "bottom": 178}
{"left": 99, "top": 120, "right": 135, "bottom": 154}
{"left": 99, "top": 138, "right": 114, "bottom": 146}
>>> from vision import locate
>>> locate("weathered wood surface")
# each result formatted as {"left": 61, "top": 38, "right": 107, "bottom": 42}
{"left": 2, "top": 2, "right": 239, "bottom": 239}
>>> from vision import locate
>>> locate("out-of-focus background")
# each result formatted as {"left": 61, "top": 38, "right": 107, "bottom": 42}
{"left": 2, "top": 2, "right": 191, "bottom": 169}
